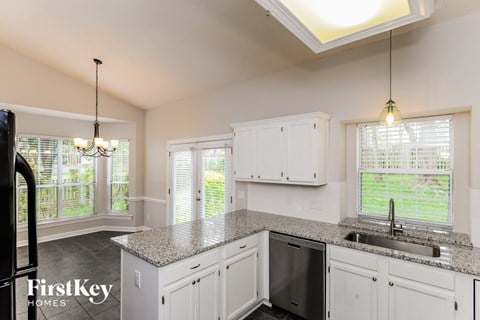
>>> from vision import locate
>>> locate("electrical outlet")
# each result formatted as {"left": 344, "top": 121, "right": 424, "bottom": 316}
{"left": 134, "top": 270, "right": 141, "bottom": 288}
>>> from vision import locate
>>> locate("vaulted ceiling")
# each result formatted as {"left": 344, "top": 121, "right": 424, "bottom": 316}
{"left": 0, "top": 0, "right": 479, "bottom": 109}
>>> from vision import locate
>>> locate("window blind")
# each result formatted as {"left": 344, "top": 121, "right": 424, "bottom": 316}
{"left": 110, "top": 140, "right": 129, "bottom": 212}
{"left": 198, "top": 147, "right": 232, "bottom": 219}
{"left": 16, "top": 136, "right": 95, "bottom": 222}
{"left": 62, "top": 139, "right": 95, "bottom": 217}
{"left": 17, "top": 136, "right": 59, "bottom": 222}
{"left": 172, "top": 151, "right": 194, "bottom": 224}
{"left": 357, "top": 116, "right": 453, "bottom": 226}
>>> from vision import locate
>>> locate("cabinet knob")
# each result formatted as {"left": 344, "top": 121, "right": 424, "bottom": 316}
{"left": 372, "top": 277, "right": 377, "bottom": 282}
{"left": 197, "top": 278, "right": 200, "bottom": 283}
{"left": 286, "top": 177, "right": 290, "bottom": 180}
{"left": 258, "top": 175, "right": 260, "bottom": 179}
{"left": 192, "top": 280, "right": 196, "bottom": 285}
{"left": 250, "top": 175, "right": 254, "bottom": 178}
{"left": 389, "top": 281, "right": 394, "bottom": 287}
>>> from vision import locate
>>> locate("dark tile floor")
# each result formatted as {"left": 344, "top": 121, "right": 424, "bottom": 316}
{"left": 15, "top": 231, "right": 126, "bottom": 320}
{"left": 246, "top": 304, "right": 303, "bottom": 320}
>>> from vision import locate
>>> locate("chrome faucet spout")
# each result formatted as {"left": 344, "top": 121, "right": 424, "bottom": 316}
{"left": 388, "top": 198, "right": 402, "bottom": 236}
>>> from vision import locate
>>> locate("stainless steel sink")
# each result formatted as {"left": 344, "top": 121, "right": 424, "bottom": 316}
{"left": 344, "top": 232, "right": 441, "bottom": 257}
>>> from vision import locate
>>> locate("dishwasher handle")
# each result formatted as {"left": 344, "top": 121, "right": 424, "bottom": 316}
{"left": 270, "top": 232, "right": 326, "bottom": 251}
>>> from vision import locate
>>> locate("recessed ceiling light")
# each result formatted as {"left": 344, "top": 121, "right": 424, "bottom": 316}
{"left": 256, "top": 0, "right": 435, "bottom": 53}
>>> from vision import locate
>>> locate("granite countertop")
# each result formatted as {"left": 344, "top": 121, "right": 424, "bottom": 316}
{"left": 111, "top": 210, "right": 480, "bottom": 277}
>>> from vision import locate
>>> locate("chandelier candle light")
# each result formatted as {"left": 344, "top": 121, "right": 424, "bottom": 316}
{"left": 379, "top": 30, "right": 402, "bottom": 125}
{"left": 74, "top": 58, "right": 118, "bottom": 157}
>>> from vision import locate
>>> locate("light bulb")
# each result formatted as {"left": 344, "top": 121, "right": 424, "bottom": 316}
{"left": 94, "top": 137, "right": 103, "bottom": 147}
{"left": 74, "top": 138, "right": 83, "bottom": 148}
{"left": 386, "top": 113, "right": 395, "bottom": 125}
{"left": 110, "top": 140, "right": 119, "bottom": 149}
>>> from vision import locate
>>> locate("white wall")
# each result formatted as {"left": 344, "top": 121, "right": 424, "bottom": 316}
{"left": 144, "top": 10, "right": 480, "bottom": 244}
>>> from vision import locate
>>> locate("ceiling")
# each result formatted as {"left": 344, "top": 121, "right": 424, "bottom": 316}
{"left": 0, "top": 0, "right": 479, "bottom": 110}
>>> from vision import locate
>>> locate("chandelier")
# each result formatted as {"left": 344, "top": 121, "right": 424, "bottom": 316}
{"left": 74, "top": 58, "right": 118, "bottom": 157}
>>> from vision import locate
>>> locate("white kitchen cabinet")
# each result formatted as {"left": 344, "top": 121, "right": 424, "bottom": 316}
{"left": 164, "top": 275, "right": 195, "bottom": 320}
{"left": 257, "top": 123, "right": 284, "bottom": 182}
{"left": 475, "top": 280, "right": 480, "bottom": 320}
{"left": 329, "top": 260, "right": 379, "bottom": 320}
{"left": 231, "top": 112, "right": 330, "bottom": 186}
{"left": 164, "top": 264, "right": 220, "bottom": 320}
{"left": 233, "top": 126, "right": 256, "bottom": 180}
{"left": 224, "top": 247, "right": 258, "bottom": 320}
{"left": 328, "top": 245, "right": 464, "bottom": 320}
{"left": 285, "top": 118, "right": 319, "bottom": 184}
{"left": 388, "top": 276, "right": 455, "bottom": 320}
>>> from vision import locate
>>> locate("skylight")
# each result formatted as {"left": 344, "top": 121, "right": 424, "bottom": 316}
{"left": 256, "top": 0, "right": 435, "bottom": 53}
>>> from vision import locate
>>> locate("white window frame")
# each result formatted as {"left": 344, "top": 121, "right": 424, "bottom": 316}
{"left": 16, "top": 134, "right": 97, "bottom": 224}
{"left": 167, "top": 134, "right": 234, "bottom": 226}
{"left": 356, "top": 115, "right": 454, "bottom": 229}
{"left": 107, "top": 139, "right": 130, "bottom": 214}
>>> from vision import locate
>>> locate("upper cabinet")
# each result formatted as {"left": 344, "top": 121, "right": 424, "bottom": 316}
{"left": 231, "top": 112, "right": 330, "bottom": 186}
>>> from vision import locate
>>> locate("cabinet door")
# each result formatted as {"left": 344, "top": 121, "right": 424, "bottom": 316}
{"left": 233, "top": 127, "right": 255, "bottom": 180}
{"left": 224, "top": 248, "right": 258, "bottom": 320}
{"left": 257, "top": 124, "right": 284, "bottom": 182}
{"left": 195, "top": 264, "right": 220, "bottom": 320}
{"left": 285, "top": 119, "right": 318, "bottom": 184}
{"left": 475, "top": 280, "right": 480, "bottom": 320}
{"left": 164, "top": 276, "right": 195, "bottom": 320}
{"left": 388, "top": 276, "right": 455, "bottom": 320}
{"left": 330, "top": 260, "right": 378, "bottom": 320}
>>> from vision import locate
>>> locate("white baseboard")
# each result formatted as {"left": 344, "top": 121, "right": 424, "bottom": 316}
{"left": 17, "top": 225, "right": 150, "bottom": 247}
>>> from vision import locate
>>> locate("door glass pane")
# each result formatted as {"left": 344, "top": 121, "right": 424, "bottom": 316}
{"left": 173, "top": 151, "right": 194, "bottom": 224}
{"left": 199, "top": 148, "right": 229, "bottom": 219}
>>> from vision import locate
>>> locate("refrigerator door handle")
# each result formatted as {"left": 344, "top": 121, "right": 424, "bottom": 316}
{"left": 15, "top": 153, "right": 38, "bottom": 270}
{"left": 15, "top": 153, "right": 38, "bottom": 320}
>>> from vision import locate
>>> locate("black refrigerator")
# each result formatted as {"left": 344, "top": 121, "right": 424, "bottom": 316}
{"left": 0, "top": 109, "right": 38, "bottom": 320}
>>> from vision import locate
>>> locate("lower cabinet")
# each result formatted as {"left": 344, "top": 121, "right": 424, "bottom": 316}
{"left": 164, "top": 264, "right": 219, "bottom": 320}
{"left": 224, "top": 247, "right": 258, "bottom": 320}
{"left": 387, "top": 276, "right": 454, "bottom": 320}
{"left": 474, "top": 280, "right": 479, "bottom": 320}
{"left": 329, "top": 260, "right": 378, "bottom": 320}
{"left": 328, "top": 245, "right": 465, "bottom": 320}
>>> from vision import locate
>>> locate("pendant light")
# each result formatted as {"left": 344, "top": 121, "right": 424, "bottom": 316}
{"left": 379, "top": 30, "right": 402, "bottom": 125}
{"left": 74, "top": 58, "right": 118, "bottom": 157}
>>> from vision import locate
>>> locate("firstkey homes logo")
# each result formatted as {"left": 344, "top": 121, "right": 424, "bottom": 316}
{"left": 27, "top": 279, "right": 113, "bottom": 307}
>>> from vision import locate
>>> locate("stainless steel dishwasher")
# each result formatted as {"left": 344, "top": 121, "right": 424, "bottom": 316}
{"left": 269, "top": 232, "right": 326, "bottom": 320}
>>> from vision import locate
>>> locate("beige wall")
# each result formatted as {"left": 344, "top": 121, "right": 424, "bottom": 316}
{"left": 144, "top": 11, "right": 480, "bottom": 244}
{"left": 0, "top": 43, "right": 146, "bottom": 241}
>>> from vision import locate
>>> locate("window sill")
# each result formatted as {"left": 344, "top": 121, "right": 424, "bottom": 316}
{"left": 17, "top": 213, "right": 133, "bottom": 231}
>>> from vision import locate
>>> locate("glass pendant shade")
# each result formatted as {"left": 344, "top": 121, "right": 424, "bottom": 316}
{"left": 379, "top": 99, "right": 402, "bottom": 125}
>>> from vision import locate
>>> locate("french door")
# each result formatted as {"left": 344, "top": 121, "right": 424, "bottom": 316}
{"left": 169, "top": 140, "right": 233, "bottom": 224}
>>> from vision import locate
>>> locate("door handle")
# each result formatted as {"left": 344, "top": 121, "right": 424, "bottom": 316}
{"left": 15, "top": 153, "right": 38, "bottom": 319}
{"left": 190, "top": 264, "right": 201, "bottom": 270}
{"left": 287, "top": 243, "right": 301, "bottom": 249}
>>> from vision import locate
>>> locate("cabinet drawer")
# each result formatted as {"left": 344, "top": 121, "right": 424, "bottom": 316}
{"left": 163, "top": 249, "right": 219, "bottom": 284}
{"left": 388, "top": 259, "right": 454, "bottom": 291}
{"left": 224, "top": 235, "right": 258, "bottom": 259}
{"left": 330, "top": 245, "right": 379, "bottom": 271}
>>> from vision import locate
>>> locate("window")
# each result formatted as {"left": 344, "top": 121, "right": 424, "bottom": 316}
{"left": 16, "top": 135, "right": 95, "bottom": 223}
{"left": 109, "top": 140, "right": 129, "bottom": 212}
{"left": 169, "top": 139, "right": 233, "bottom": 224}
{"left": 357, "top": 116, "right": 453, "bottom": 227}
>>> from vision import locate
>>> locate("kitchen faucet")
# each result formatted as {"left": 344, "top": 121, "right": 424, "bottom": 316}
{"left": 388, "top": 199, "right": 403, "bottom": 236}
